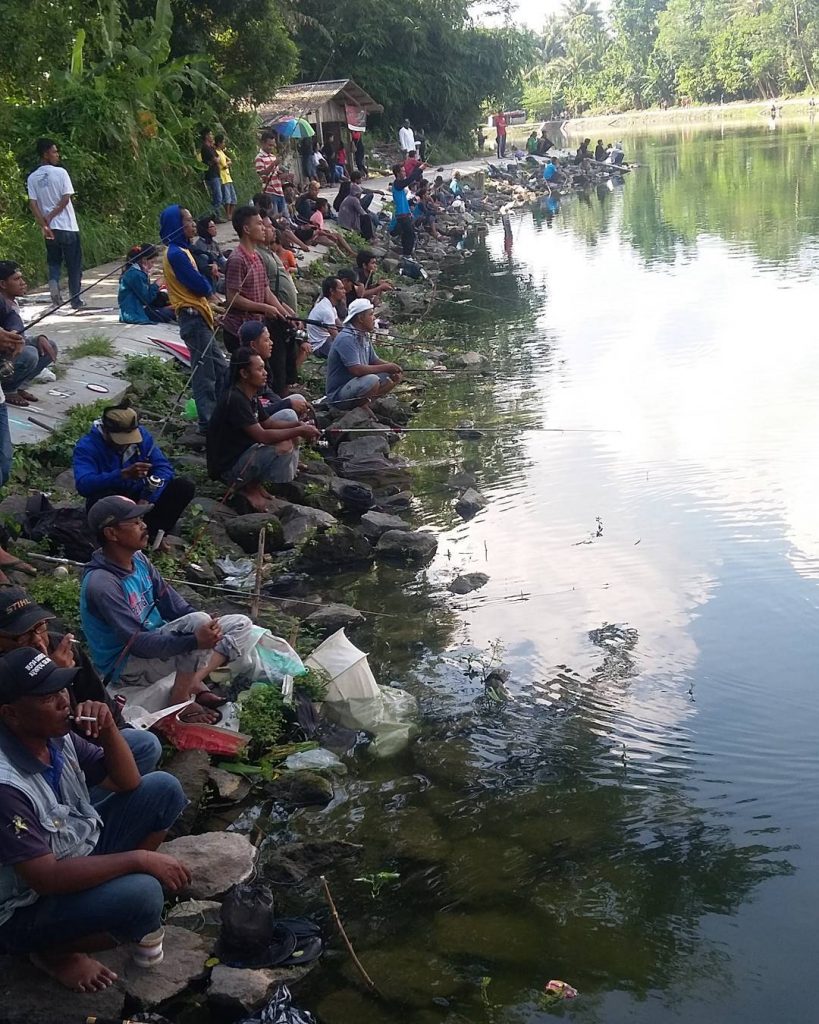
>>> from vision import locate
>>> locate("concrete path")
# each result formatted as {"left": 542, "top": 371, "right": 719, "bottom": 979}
{"left": 16, "top": 153, "right": 497, "bottom": 446}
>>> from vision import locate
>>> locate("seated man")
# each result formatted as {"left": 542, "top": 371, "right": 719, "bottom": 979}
{"left": 238, "top": 321, "right": 310, "bottom": 421}
{"left": 325, "top": 299, "right": 402, "bottom": 409}
{"left": 0, "top": 647, "right": 189, "bottom": 992}
{"left": 543, "top": 157, "right": 562, "bottom": 184}
{"left": 306, "top": 276, "right": 344, "bottom": 358}
{"left": 80, "top": 496, "right": 256, "bottom": 711}
{"left": 0, "top": 588, "right": 161, "bottom": 782}
{"left": 355, "top": 250, "right": 394, "bottom": 300}
{"left": 206, "top": 349, "right": 319, "bottom": 511}
{"left": 337, "top": 269, "right": 363, "bottom": 319}
{"left": 73, "top": 402, "right": 195, "bottom": 546}
{"left": 0, "top": 260, "right": 58, "bottom": 407}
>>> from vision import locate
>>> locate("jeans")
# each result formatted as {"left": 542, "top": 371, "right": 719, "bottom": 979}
{"left": 179, "top": 309, "right": 228, "bottom": 431}
{"left": 206, "top": 176, "right": 223, "bottom": 217}
{"left": 5, "top": 340, "right": 57, "bottom": 394}
{"left": 221, "top": 182, "right": 237, "bottom": 206}
{"left": 330, "top": 372, "right": 390, "bottom": 408}
{"left": 45, "top": 229, "right": 83, "bottom": 306}
{"left": 89, "top": 728, "right": 162, "bottom": 805}
{"left": 270, "top": 194, "right": 287, "bottom": 215}
{"left": 497, "top": 135, "right": 507, "bottom": 158}
{"left": 0, "top": 403, "right": 12, "bottom": 486}
{"left": 115, "top": 611, "right": 256, "bottom": 689}
{"left": 0, "top": 772, "right": 187, "bottom": 953}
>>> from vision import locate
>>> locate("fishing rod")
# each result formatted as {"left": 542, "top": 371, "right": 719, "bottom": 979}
{"left": 286, "top": 315, "right": 466, "bottom": 349}
{"left": 325, "top": 424, "right": 619, "bottom": 436}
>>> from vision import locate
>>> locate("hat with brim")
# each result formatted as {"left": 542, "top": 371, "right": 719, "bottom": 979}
{"left": 0, "top": 647, "right": 79, "bottom": 704}
{"left": 0, "top": 588, "right": 54, "bottom": 637}
{"left": 102, "top": 406, "right": 142, "bottom": 445}
{"left": 220, "top": 918, "right": 323, "bottom": 970}
{"left": 343, "top": 298, "right": 374, "bottom": 324}
{"left": 87, "top": 495, "right": 154, "bottom": 536}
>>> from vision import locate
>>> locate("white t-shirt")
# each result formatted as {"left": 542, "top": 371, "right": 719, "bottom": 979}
{"left": 26, "top": 165, "right": 79, "bottom": 232}
{"left": 307, "top": 296, "right": 338, "bottom": 351}
{"left": 398, "top": 127, "right": 416, "bottom": 153}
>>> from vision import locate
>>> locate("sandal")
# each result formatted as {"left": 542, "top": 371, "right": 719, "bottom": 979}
{"left": 195, "top": 690, "right": 229, "bottom": 710}
{"left": 16, "top": 389, "right": 38, "bottom": 402}
{"left": 5, "top": 394, "right": 29, "bottom": 407}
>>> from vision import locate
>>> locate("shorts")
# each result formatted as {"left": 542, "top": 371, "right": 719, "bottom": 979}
{"left": 221, "top": 182, "right": 237, "bottom": 205}
{"left": 329, "top": 372, "right": 391, "bottom": 407}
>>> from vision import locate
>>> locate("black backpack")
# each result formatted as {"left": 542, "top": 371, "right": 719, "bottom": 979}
{"left": 23, "top": 493, "right": 96, "bottom": 563}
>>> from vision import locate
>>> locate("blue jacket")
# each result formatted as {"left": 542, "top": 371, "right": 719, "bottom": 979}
{"left": 159, "top": 205, "right": 214, "bottom": 299}
{"left": 72, "top": 422, "right": 174, "bottom": 502}
{"left": 117, "top": 265, "right": 162, "bottom": 325}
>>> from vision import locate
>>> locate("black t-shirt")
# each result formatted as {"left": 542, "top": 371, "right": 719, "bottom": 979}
{"left": 201, "top": 144, "right": 220, "bottom": 180}
{"left": 206, "top": 387, "right": 262, "bottom": 478}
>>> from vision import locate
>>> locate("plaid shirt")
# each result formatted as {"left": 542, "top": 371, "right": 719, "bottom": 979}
{"left": 222, "top": 244, "right": 268, "bottom": 337}
{"left": 255, "top": 149, "right": 284, "bottom": 196}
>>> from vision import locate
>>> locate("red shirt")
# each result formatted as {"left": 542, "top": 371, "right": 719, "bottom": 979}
{"left": 222, "top": 244, "right": 268, "bottom": 337}
{"left": 254, "top": 149, "right": 284, "bottom": 196}
{"left": 494, "top": 114, "right": 507, "bottom": 136}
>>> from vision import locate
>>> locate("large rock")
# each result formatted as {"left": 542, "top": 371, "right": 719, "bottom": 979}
{"left": 53, "top": 468, "right": 75, "bottom": 491}
{"left": 225, "top": 513, "right": 285, "bottom": 554}
{"left": 100, "top": 925, "right": 210, "bottom": 1007}
{"left": 327, "top": 477, "right": 375, "bottom": 512}
{"left": 449, "top": 572, "right": 489, "bottom": 595}
{"left": 337, "top": 453, "right": 412, "bottom": 488}
{"left": 190, "top": 496, "right": 237, "bottom": 518}
{"left": 279, "top": 504, "right": 338, "bottom": 547}
{"left": 446, "top": 350, "right": 487, "bottom": 368}
{"left": 444, "top": 470, "right": 478, "bottom": 490}
{"left": 294, "top": 525, "right": 374, "bottom": 574}
{"left": 336, "top": 434, "right": 390, "bottom": 460}
{"left": 167, "top": 899, "right": 223, "bottom": 930}
{"left": 455, "top": 488, "right": 487, "bottom": 519}
{"left": 370, "top": 394, "right": 411, "bottom": 425}
{"left": 305, "top": 603, "right": 365, "bottom": 635}
{"left": 329, "top": 406, "right": 387, "bottom": 437}
{"left": 261, "top": 840, "right": 360, "bottom": 885}
{"left": 161, "top": 832, "right": 257, "bottom": 899}
{"left": 208, "top": 766, "right": 252, "bottom": 803}
{"left": 164, "top": 749, "right": 210, "bottom": 838}
{"left": 376, "top": 529, "right": 438, "bottom": 565}
{"left": 208, "top": 964, "right": 314, "bottom": 1014}
{"left": 375, "top": 490, "right": 413, "bottom": 513}
{"left": 265, "top": 769, "right": 335, "bottom": 808}
{"left": 359, "top": 511, "right": 412, "bottom": 541}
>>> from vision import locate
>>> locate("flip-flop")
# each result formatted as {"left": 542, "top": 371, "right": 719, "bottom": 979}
{"left": 16, "top": 390, "right": 38, "bottom": 402}
{"left": 4, "top": 395, "right": 29, "bottom": 407}
{"left": 195, "top": 690, "right": 228, "bottom": 710}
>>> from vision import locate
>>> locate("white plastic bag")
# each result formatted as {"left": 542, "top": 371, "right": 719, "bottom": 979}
{"left": 232, "top": 626, "right": 305, "bottom": 684}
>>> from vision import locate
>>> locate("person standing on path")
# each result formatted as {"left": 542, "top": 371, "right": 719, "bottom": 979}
{"left": 398, "top": 119, "right": 415, "bottom": 156}
{"left": 255, "top": 131, "right": 287, "bottom": 215}
{"left": 26, "top": 139, "right": 84, "bottom": 309}
{"left": 351, "top": 131, "right": 367, "bottom": 175}
{"left": 159, "top": 204, "right": 228, "bottom": 433}
{"left": 199, "top": 129, "right": 223, "bottom": 222}
{"left": 214, "top": 133, "right": 237, "bottom": 220}
{"left": 493, "top": 111, "right": 507, "bottom": 159}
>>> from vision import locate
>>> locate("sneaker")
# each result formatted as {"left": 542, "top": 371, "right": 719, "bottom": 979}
{"left": 31, "top": 368, "right": 56, "bottom": 384}
{"left": 70, "top": 300, "right": 87, "bottom": 310}
{"left": 48, "top": 281, "right": 63, "bottom": 306}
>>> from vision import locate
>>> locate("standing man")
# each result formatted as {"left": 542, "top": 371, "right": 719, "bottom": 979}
{"left": 159, "top": 204, "right": 227, "bottom": 434}
{"left": 398, "top": 119, "right": 415, "bottom": 156}
{"left": 493, "top": 111, "right": 507, "bottom": 159}
{"left": 351, "top": 130, "right": 367, "bottom": 175}
{"left": 254, "top": 131, "right": 287, "bottom": 215}
{"left": 0, "top": 261, "right": 58, "bottom": 407}
{"left": 200, "top": 129, "right": 223, "bottom": 222}
{"left": 26, "top": 139, "right": 84, "bottom": 309}
{"left": 221, "top": 206, "right": 291, "bottom": 353}
{"left": 325, "top": 299, "right": 402, "bottom": 409}
{"left": 214, "top": 133, "right": 236, "bottom": 220}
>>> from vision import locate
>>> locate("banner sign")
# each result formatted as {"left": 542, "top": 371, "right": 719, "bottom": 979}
{"left": 345, "top": 105, "right": 367, "bottom": 132}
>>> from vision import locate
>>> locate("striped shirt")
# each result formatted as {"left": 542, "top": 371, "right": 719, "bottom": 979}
{"left": 222, "top": 244, "right": 268, "bottom": 337}
{"left": 255, "top": 149, "right": 284, "bottom": 196}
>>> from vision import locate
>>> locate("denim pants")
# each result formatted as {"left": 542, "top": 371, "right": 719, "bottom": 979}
{"left": 45, "top": 229, "right": 83, "bottom": 306}
{"left": 179, "top": 309, "right": 228, "bottom": 431}
{"left": 206, "top": 176, "right": 223, "bottom": 217}
{"left": 89, "top": 728, "right": 162, "bottom": 805}
{"left": 0, "top": 772, "right": 188, "bottom": 953}
{"left": 0, "top": 403, "right": 11, "bottom": 486}
{"left": 330, "top": 372, "right": 390, "bottom": 409}
{"left": 5, "top": 340, "right": 58, "bottom": 394}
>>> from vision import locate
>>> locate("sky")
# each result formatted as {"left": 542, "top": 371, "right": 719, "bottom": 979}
{"left": 483, "top": 0, "right": 612, "bottom": 31}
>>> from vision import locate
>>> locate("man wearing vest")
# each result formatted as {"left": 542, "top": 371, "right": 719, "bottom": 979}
{"left": 159, "top": 204, "right": 228, "bottom": 434}
{"left": 0, "top": 648, "right": 189, "bottom": 991}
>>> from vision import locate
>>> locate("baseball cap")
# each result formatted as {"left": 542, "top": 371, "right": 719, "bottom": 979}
{"left": 343, "top": 298, "right": 374, "bottom": 324}
{"left": 0, "top": 647, "right": 78, "bottom": 704}
{"left": 101, "top": 405, "right": 142, "bottom": 445}
{"left": 0, "top": 588, "right": 53, "bottom": 637}
{"left": 87, "top": 495, "right": 153, "bottom": 536}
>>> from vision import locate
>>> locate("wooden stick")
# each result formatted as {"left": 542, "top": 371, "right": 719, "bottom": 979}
{"left": 320, "top": 875, "right": 380, "bottom": 996}
{"left": 250, "top": 524, "right": 266, "bottom": 620}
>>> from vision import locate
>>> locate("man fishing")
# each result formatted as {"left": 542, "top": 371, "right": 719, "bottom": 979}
{"left": 325, "top": 299, "right": 402, "bottom": 409}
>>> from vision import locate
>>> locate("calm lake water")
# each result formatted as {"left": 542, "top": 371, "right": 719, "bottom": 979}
{"left": 287, "top": 124, "right": 819, "bottom": 1023}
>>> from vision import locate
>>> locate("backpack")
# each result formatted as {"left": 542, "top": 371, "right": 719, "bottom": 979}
{"left": 23, "top": 493, "right": 96, "bottom": 563}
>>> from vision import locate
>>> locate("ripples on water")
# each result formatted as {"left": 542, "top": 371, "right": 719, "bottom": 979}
{"left": 294, "top": 127, "right": 819, "bottom": 1024}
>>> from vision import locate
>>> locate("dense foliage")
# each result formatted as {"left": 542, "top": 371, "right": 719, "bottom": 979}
{"left": 523, "top": 0, "right": 819, "bottom": 115}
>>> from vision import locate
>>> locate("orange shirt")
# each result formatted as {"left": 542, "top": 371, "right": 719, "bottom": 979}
{"left": 279, "top": 248, "right": 297, "bottom": 273}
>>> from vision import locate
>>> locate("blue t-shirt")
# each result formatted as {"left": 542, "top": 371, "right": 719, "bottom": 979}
{"left": 543, "top": 163, "right": 558, "bottom": 181}
{"left": 325, "top": 327, "right": 378, "bottom": 402}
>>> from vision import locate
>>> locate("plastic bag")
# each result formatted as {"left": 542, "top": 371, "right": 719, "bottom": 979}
{"left": 153, "top": 708, "right": 250, "bottom": 756}
{"left": 220, "top": 882, "right": 277, "bottom": 962}
{"left": 323, "top": 685, "right": 418, "bottom": 757}
{"left": 232, "top": 626, "right": 306, "bottom": 684}
{"left": 238, "top": 984, "right": 317, "bottom": 1024}
{"left": 284, "top": 748, "right": 346, "bottom": 774}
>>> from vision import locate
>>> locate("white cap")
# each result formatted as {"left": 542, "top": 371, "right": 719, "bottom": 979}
{"left": 344, "top": 298, "right": 374, "bottom": 324}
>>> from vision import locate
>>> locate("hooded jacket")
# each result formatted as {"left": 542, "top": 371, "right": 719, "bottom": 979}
{"left": 72, "top": 421, "right": 174, "bottom": 503}
{"left": 79, "top": 549, "right": 197, "bottom": 681}
{"left": 159, "top": 205, "right": 215, "bottom": 327}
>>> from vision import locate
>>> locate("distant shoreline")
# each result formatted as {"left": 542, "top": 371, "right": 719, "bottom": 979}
{"left": 560, "top": 96, "right": 817, "bottom": 136}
